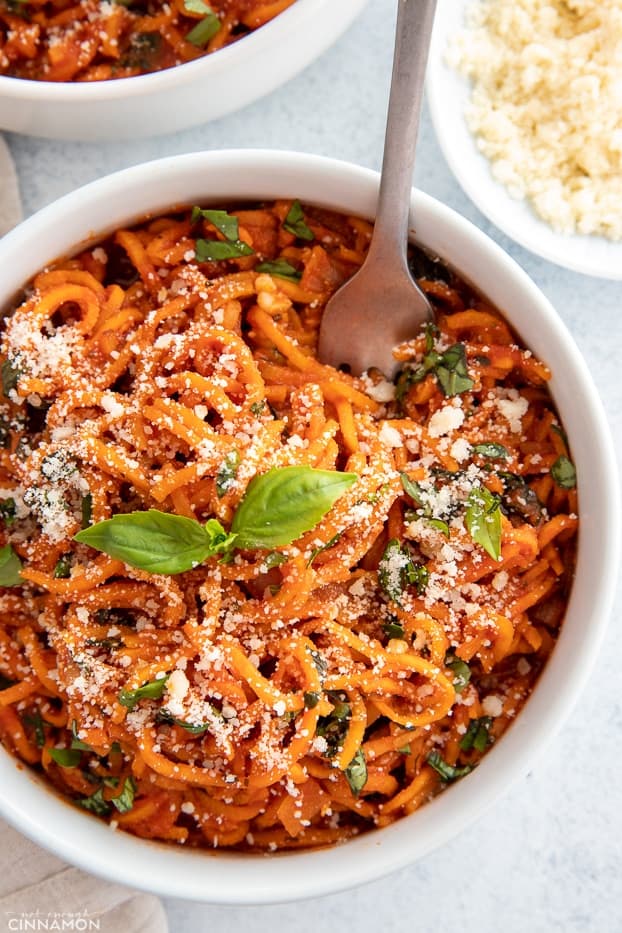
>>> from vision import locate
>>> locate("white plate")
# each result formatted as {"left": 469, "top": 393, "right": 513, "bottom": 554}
{"left": 426, "top": 0, "right": 622, "bottom": 280}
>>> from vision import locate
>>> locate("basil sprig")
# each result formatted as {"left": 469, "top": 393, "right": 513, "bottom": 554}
{"left": 192, "top": 206, "right": 254, "bottom": 261}
{"left": 551, "top": 455, "right": 576, "bottom": 489}
{"left": 283, "top": 200, "right": 314, "bottom": 241}
{"left": 465, "top": 485, "right": 502, "bottom": 561}
{"left": 75, "top": 466, "right": 356, "bottom": 575}
{"left": 0, "top": 545, "right": 22, "bottom": 587}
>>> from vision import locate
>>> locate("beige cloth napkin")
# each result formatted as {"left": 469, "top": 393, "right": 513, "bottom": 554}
{"left": 0, "top": 139, "right": 168, "bottom": 933}
{"left": 0, "top": 138, "right": 22, "bottom": 236}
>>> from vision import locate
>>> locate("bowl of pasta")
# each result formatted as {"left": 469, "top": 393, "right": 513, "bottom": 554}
{"left": 0, "top": 150, "right": 618, "bottom": 903}
{"left": 0, "top": 0, "right": 368, "bottom": 140}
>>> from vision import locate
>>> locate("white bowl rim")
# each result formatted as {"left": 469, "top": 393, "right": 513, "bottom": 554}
{"left": 0, "top": 149, "right": 618, "bottom": 905}
{"left": 0, "top": 0, "right": 349, "bottom": 100}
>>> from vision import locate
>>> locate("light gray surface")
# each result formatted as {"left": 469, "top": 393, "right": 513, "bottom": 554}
{"left": 6, "top": 1, "right": 622, "bottom": 930}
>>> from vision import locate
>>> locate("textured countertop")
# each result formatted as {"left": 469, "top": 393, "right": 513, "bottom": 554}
{"left": 6, "top": 1, "right": 622, "bottom": 930}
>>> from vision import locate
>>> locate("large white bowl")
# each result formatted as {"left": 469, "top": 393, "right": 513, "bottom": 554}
{"left": 427, "top": 0, "right": 622, "bottom": 280}
{"left": 0, "top": 0, "right": 367, "bottom": 140}
{"left": 0, "top": 150, "right": 618, "bottom": 904}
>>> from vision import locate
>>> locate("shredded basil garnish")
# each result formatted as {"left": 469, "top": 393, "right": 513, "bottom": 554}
{"left": 215, "top": 450, "right": 240, "bottom": 498}
{"left": 551, "top": 455, "right": 576, "bottom": 489}
{"left": 460, "top": 716, "right": 493, "bottom": 753}
{"left": 427, "top": 750, "right": 474, "bottom": 782}
{"left": 283, "top": 200, "right": 314, "bottom": 241}
{"left": 49, "top": 747, "right": 82, "bottom": 768}
{"left": 344, "top": 748, "right": 368, "bottom": 796}
{"left": 255, "top": 259, "right": 301, "bottom": 281}
{"left": 119, "top": 675, "right": 170, "bottom": 709}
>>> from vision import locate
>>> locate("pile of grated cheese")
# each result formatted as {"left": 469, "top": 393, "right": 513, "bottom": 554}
{"left": 446, "top": 0, "right": 622, "bottom": 239}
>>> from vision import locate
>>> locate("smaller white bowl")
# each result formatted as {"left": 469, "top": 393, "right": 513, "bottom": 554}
{"left": 427, "top": 0, "right": 622, "bottom": 280}
{"left": 0, "top": 0, "right": 367, "bottom": 140}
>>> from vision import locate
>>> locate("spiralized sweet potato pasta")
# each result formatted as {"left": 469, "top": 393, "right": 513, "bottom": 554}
{"left": 0, "top": 0, "right": 296, "bottom": 81}
{"left": 0, "top": 200, "right": 578, "bottom": 851}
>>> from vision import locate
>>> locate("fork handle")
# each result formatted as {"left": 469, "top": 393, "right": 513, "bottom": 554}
{"left": 367, "top": 0, "right": 437, "bottom": 270}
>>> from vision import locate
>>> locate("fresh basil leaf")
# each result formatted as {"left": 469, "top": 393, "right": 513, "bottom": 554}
{"left": 316, "top": 693, "right": 351, "bottom": 757}
{"left": 75, "top": 509, "right": 233, "bottom": 574}
{"left": 71, "top": 720, "right": 92, "bottom": 751}
{"left": 382, "top": 620, "right": 405, "bottom": 640}
{"left": 427, "top": 518, "right": 450, "bottom": 537}
{"left": 185, "top": 11, "right": 221, "bottom": 46}
{"left": 551, "top": 455, "right": 576, "bottom": 489}
{"left": 255, "top": 259, "right": 301, "bottom": 281}
{"left": 465, "top": 485, "right": 502, "bottom": 561}
{"left": 378, "top": 540, "right": 428, "bottom": 606}
{"left": 0, "top": 545, "right": 22, "bottom": 587}
{"left": 250, "top": 400, "right": 266, "bottom": 416}
{"left": 79, "top": 787, "right": 111, "bottom": 816}
{"left": 158, "top": 708, "right": 213, "bottom": 734}
{"left": 81, "top": 492, "right": 92, "bottom": 529}
{"left": 435, "top": 343, "right": 474, "bottom": 397}
{"left": 304, "top": 691, "right": 320, "bottom": 709}
{"left": 107, "top": 775, "right": 136, "bottom": 813}
{"left": 119, "top": 675, "right": 169, "bottom": 709}
{"left": 216, "top": 450, "right": 240, "bottom": 498}
{"left": 472, "top": 443, "right": 508, "bottom": 460}
{"left": 195, "top": 238, "right": 254, "bottom": 261}
{"left": 460, "top": 716, "right": 493, "bottom": 753}
{"left": 444, "top": 653, "right": 471, "bottom": 693}
{"left": 54, "top": 554, "right": 73, "bottom": 579}
{"left": 1, "top": 358, "right": 21, "bottom": 397}
{"left": 49, "top": 747, "right": 82, "bottom": 768}
{"left": 307, "top": 532, "right": 341, "bottom": 567}
{"left": 283, "top": 200, "right": 314, "bottom": 241}
{"left": 344, "top": 748, "right": 367, "bottom": 796}
{"left": 231, "top": 466, "right": 356, "bottom": 551}
{"left": 427, "top": 750, "right": 474, "bottom": 782}
{"left": 191, "top": 207, "right": 239, "bottom": 241}
{"left": 0, "top": 498, "right": 16, "bottom": 526}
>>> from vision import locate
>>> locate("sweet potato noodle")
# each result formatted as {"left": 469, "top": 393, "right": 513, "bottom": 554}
{"left": 0, "top": 200, "right": 577, "bottom": 851}
{"left": 0, "top": 0, "right": 296, "bottom": 81}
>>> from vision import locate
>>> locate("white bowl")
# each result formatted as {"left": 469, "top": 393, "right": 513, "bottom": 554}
{"left": 0, "top": 150, "right": 618, "bottom": 904}
{"left": 427, "top": 0, "right": 622, "bottom": 280}
{"left": 0, "top": 0, "right": 367, "bottom": 140}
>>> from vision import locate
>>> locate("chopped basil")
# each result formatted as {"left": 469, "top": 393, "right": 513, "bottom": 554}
{"left": 304, "top": 691, "right": 320, "bottom": 709}
{"left": 309, "top": 648, "right": 328, "bottom": 679}
{"left": 382, "top": 620, "right": 406, "bottom": 640}
{"left": 460, "top": 716, "right": 493, "bottom": 753}
{"left": 283, "top": 200, "right": 314, "bottom": 241}
{"left": 195, "top": 238, "right": 254, "bottom": 261}
{"left": 465, "top": 485, "right": 502, "bottom": 561}
{"left": 344, "top": 748, "right": 368, "bottom": 796}
{"left": 54, "top": 554, "right": 73, "bottom": 579}
{"left": 49, "top": 747, "right": 82, "bottom": 768}
{"left": 0, "top": 498, "right": 16, "bottom": 526}
{"left": 81, "top": 493, "right": 93, "bottom": 529}
{"left": 307, "top": 533, "right": 341, "bottom": 567}
{"left": 71, "top": 720, "right": 92, "bottom": 751}
{"left": 157, "top": 708, "right": 213, "bottom": 734}
{"left": 185, "top": 10, "right": 221, "bottom": 46}
{"left": 215, "top": 450, "right": 240, "bottom": 498}
{"left": 255, "top": 259, "right": 302, "bottom": 281}
{"left": 396, "top": 341, "right": 473, "bottom": 401}
{"left": 378, "top": 539, "right": 429, "bottom": 606}
{"left": 1, "top": 358, "right": 21, "bottom": 397}
{"left": 445, "top": 652, "right": 471, "bottom": 693}
{"left": 105, "top": 775, "right": 136, "bottom": 813}
{"left": 23, "top": 711, "right": 46, "bottom": 748}
{"left": 427, "top": 750, "right": 474, "bottom": 782}
{"left": 191, "top": 207, "right": 239, "bottom": 241}
{"left": 427, "top": 517, "right": 450, "bottom": 537}
{"left": 184, "top": 0, "right": 212, "bottom": 13}
{"left": 551, "top": 455, "right": 576, "bottom": 489}
{"left": 0, "top": 545, "right": 22, "bottom": 587}
{"left": 499, "top": 472, "right": 544, "bottom": 526}
{"left": 399, "top": 472, "right": 425, "bottom": 507}
{"left": 316, "top": 693, "right": 351, "bottom": 758}
{"left": 78, "top": 787, "right": 111, "bottom": 816}
{"left": 250, "top": 400, "right": 266, "bottom": 417}
{"left": 472, "top": 442, "right": 508, "bottom": 460}
{"left": 262, "top": 551, "right": 287, "bottom": 570}
{"left": 119, "top": 675, "right": 169, "bottom": 709}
